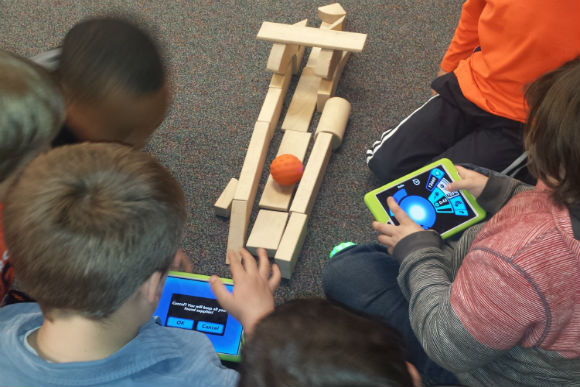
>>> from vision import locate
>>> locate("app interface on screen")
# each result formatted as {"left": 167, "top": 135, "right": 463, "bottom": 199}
{"left": 154, "top": 276, "right": 243, "bottom": 356}
{"left": 376, "top": 166, "right": 476, "bottom": 233}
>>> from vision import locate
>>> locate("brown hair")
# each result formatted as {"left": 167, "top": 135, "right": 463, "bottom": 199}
{"left": 2, "top": 143, "right": 186, "bottom": 319}
{"left": 0, "top": 50, "right": 64, "bottom": 182}
{"left": 238, "top": 298, "right": 413, "bottom": 387}
{"left": 524, "top": 56, "right": 580, "bottom": 206}
{"left": 58, "top": 16, "right": 165, "bottom": 102}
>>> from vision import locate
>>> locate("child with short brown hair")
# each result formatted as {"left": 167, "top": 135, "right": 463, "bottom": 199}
{"left": 0, "top": 49, "right": 65, "bottom": 303}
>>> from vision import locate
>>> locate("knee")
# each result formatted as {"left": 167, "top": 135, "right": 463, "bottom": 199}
{"left": 322, "top": 243, "right": 389, "bottom": 299}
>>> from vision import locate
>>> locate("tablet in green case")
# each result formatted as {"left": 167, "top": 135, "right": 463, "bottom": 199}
{"left": 153, "top": 272, "right": 244, "bottom": 362}
{"left": 364, "top": 158, "right": 486, "bottom": 239}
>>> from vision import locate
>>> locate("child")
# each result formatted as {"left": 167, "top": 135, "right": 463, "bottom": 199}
{"left": 0, "top": 49, "right": 65, "bottom": 303}
{"left": 324, "top": 57, "right": 580, "bottom": 386}
{"left": 366, "top": 0, "right": 579, "bottom": 184}
{"left": 33, "top": 16, "right": 170, "bottom": 149}
{"left": 235, "top": 298, "right": 421, "bottom": 387}
{"left": 0, "top": 143, "right": 252, "bottom": 386}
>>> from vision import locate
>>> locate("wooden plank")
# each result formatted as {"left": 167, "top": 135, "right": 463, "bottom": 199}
{"left": 317, "top": 3, "right": 346, "bottom": 24}
{"left": 233, "top": 121, "right": 271, "bottom": 203}
{"left": 226, "top": 200, "right": 250, "bottom": 264}
{"left": 246, "top": 210, "right": 289, "bottom": 256}
{"left": 214, "top": 178, "right": 238, "bottom": 217}
{"left": 257, "top": 87, "right": 285, "bottom": 134}
{"left": 259, "top": 130, "right": 312, "bottom": 211}
{"left": 274, "top": 212, "right": 308, "bottom": 279}
{"left": 289, "top": 132, "right": 333, "bottom": 215}
{"left": 317, "top": 51, "right": 351, "bottom": 112}
{"left": 257, "top": 22, "right": 367, "bottom": 53}
{"left": 281, "top": 67, "right": 321, "bottom": 132}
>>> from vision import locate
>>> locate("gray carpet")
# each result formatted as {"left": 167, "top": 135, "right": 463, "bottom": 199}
{"left": 0, "top": 1, "right": 461, "bottom": 302}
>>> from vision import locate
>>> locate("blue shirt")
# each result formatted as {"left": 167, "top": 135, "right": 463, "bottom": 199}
{"left": 0, "top": 303, "right": 239, "bottom": 386}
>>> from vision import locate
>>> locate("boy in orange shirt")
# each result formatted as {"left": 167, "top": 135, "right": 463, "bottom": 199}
{"left": 366, "top": 0, "right": 579, "bottom": 184}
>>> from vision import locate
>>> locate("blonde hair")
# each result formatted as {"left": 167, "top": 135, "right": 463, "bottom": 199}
{"left": 3, "top": 143, "right": 186, "bottom": 319}
{"left": 0, "top": 50, "right": 65, "bottom": 181}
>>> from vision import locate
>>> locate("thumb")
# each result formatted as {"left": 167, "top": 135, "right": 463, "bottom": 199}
{"left": 209, "top": 275, "right": 234, "bottom": 310}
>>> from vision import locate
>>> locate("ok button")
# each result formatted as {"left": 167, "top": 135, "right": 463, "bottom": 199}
{"left": 197, "top": 321, "right": 224, "bottom": 334}
{"left": 167, "top": 317, "right": 194, "bottom": 330}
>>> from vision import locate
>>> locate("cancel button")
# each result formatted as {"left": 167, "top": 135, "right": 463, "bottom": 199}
{"left": 197, "top": 321, "right": 224, "bottom": 335}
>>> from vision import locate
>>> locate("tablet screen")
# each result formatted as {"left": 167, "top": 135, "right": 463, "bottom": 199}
{"left": 375, "top": 164, "right": 476, "bottom": 233}
{"left": 154, "top": 275, "right": 243, "bottom": 359}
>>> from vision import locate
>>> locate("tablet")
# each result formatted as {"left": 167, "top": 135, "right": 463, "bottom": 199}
{"left": 154, "top": 272, "right": 244, "bottom": 362}
{"left": 364, "top": 158, "right": 486, "bottom": 239}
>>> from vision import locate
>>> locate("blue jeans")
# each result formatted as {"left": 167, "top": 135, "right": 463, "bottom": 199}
{"left": 322, "top": 243, "right": 459, "bottom": 386}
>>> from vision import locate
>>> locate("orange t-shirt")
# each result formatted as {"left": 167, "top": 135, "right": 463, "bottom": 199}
{"left": 0, "top": 204, "right": 14, "bottom": 302}
{"left": 440, "top": 0, "right": 580, "bottom": 122}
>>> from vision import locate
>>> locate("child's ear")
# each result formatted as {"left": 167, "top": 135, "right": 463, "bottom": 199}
{"left": 140, "top": 271, "right": 166, "bottom": 304}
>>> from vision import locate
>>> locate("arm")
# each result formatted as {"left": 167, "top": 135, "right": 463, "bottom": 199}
{"left": 447, "top": 166, "right": 533, "bottom": 216}
{"left": 440, "top": 0, "right": 486, "bottom": 72}
{"left": 394, "top": 235, "right": 545, "bottom": 373}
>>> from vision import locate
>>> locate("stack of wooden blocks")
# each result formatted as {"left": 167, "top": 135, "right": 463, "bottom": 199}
{"left": 214, "top": 3, "right": 367, "bottom": 279}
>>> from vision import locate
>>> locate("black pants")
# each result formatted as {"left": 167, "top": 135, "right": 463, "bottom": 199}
{"left": 366, "top": 73, "right": 530, "bottom": 184}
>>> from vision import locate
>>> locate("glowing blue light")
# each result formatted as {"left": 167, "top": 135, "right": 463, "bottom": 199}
{"left": 398, "top": 195, "right": 436, "bottom": 229}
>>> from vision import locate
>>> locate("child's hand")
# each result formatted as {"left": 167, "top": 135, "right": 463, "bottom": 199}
{"left": 446, "top": 166, "right": 489, "bottom": 198}
{"left": 210, "top": 248, "right": 281, "bottom": 336}
{"left": 373, "top": 197, "right": 424, "bottom": 254}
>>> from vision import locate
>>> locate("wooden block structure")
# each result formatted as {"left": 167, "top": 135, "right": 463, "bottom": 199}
{"left": 222, "top": 4, "right": 364, "bottom": 273}
{"left": 214, "top": 178, "right": 238, "bottom": 217}
{"left": 246, "top": 210, "right": 289, "bottom": 256}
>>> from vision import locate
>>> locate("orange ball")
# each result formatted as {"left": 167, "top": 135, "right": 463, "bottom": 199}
{"left": 270, "top": 154, "right": 304, "bottom": 186}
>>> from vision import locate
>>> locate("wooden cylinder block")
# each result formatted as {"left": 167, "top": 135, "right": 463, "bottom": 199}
{"left": 315, "top": 97, "right": 351, "bottom": 150}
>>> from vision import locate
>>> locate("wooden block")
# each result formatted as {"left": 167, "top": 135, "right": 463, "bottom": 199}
{"left": 317, "top": 51, "right": 351, "bottom": 112}
{"left": 234, "top": 122, "right": 271, "bottom": 204}
{"left": 214, "top": 178, "right": 238, "bottom": 217}
{"left": 325, "top": 15, "right": 346, "bottom": 31}
{"left": 257, "top": 22, "right": 367, "bottom": 53}
{"left": 269, "top": 64, "right": 293, "bottom": 89}
{"left": 246, "top": 210, "right": 289, "bottom": 256}
{"left": 267, "top": 43, "right": 298, "bottom": 74}
{"left": 289, "top": 132, "right": 333, "bottom": 215}
{"left": 259, "top": 130, "right": 312, "bottom": 211}
{"left": 281, "top": 67, "right": 321, "bottom": 132}
{"left": 315, "top": 48, "right": 341, "bottom": 79}
{"left": 275, "top": 212, "right": 308, "bottom": 279}
{"left": 315, "top": 97, "right": 351, "bottom": 150}
{"left": 258, "top": 87, "right": 285, "bottom": 133}
{"left": 226, "top": 200, "right": 250, "bottom": 264}
{"left": 317, "top": 3, "right": 346, "bottom": 24}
